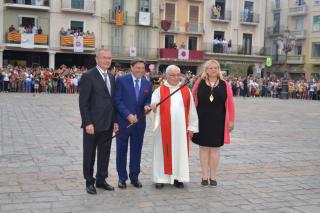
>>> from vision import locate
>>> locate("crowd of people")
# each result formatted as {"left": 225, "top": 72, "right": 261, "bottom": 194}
{"left": 59, "top": 27, "right": 95, "bottom": 37}
{"left": 1, "top": 64, "right": 320, "bottom": 100}
{"left": 8, "top": 24, "right": 43, "bottom": 35}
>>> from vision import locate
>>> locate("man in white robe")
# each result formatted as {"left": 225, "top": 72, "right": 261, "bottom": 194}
{"left": 150, "top": 65, "right": 198, "bottom": 189}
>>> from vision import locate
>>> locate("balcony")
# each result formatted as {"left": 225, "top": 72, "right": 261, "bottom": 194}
{"left": 159, "top": 48, "right": 204, "bottom": 61}
{"left": 6, "top": 32, "right": 48, "bottom": 48}
{"left": 135, "top": 12, "right": 153, "bottom": 26}
{"left": 109, "top": 9, "right": 128, "bottom": 25}
{"left": 210, "top": 10, "right": 231, "bottom": 23}
{"left": 287, "top": 55, "right": 305, "bottom": 64}
{"left": 187, "top": 22, "right": 204, "bottom": 34}
{"left": 266, "top": 26, "right": 286, "bottom": 37}
{"left": 292, "top": 30, "right": 306, "bottom": 40}
{"left": 60, "top": 35, "right": 95, "bottom": 51}
{"left": 61, "top": 0, "right": 95, "bottom": 14}
{"left": 109, "top": 46, "right": 158, "bottom": 59}
{"left": 160, "top": 20, "right": 180, "bottom": 33}
{"left": 4, "top": 0, "right": 50, "bottom": 11}
{"left": 288, "top": 4, "right": 307, "bottom": 16}
{"left": 240, "top": 12, "right": 260, "bottom": 25}
{"left": 272, "top": 55, "right": 286, "bottom": 64}
{"left": 204, "top": 43, "right": 265, "bottom": 56}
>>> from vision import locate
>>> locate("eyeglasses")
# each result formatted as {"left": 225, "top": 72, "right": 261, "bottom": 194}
{"left": 168, "top": 74, "right": 181, "bottom": 78}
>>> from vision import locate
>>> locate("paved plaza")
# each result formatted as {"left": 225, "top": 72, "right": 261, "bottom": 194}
{"left": 0, "top": 93, "right": 319, "bottom": 213}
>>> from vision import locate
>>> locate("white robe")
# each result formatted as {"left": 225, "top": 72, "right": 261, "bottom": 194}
{"left": 151, "top": 81, "right": 199, "bottom": 184}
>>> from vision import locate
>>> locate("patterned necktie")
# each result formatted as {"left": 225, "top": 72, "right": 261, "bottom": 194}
{"left": 103, "top": 72, "right": 111, "bottom": 94}
{"left": 135, "top": 79, "right": 140, "bottom": 101}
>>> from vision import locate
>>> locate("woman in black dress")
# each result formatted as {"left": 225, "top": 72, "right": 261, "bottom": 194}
{"left": 192, "top": 59, "right": 235, "bottom": 187}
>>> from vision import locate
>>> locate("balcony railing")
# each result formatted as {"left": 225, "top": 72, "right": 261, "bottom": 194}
{"left": 272, "top": 55, "right": 286, "bottom": 64}
{"left": 240, "top": 12, "right": 260, "bottom": 25}
{"left": 109, "top": 9, "right": 128, "bottom": 25}
{"left": 266, "top": 26, "right": 286, "bottom": 37}
{"left": 288, "top": 4, "right": 307, "bottom": 16}
{"left": 60, "top": 35, "right": 95, "bottom": 49}
{"left": 204, "top": 42, "right": 265, "bottom": 56}
{"left": 210, "top": 10, "right": 232, "bottom": 22}
{"left": 160, "top": 20, "right": 180, "bottom": 32}
{"left": 292, "top": 30, "right": 306, "bottom": 39}
{"left": 5, "top": 0, "right": 50, "bottom": 10}
{"left": 187, "top": 22, "right": 204, "bottom": 34}
{"left": 135, "top": 12, "right": 153, "bottom": 26}
{"left": 6, "top": 32, "right": 48, "bottom": 45}
{"left": 159, "top": 48, "right": 204, "bottom": 61}
{"left": 61, "top": 0, "right": 95, "bottom": 14}
{"left": 287, "top": 55, "right": 305, "bottom": 64}
{"left": 106, "top": 46, "right": 158, "bottom": 59}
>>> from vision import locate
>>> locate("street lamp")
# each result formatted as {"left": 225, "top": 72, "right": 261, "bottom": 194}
{"left": 279, "top": 27, "right": 295, "bottom": 99}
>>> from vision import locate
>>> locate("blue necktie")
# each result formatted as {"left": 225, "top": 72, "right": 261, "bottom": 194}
{"left": 135, "top": 79, "right": 140, "bottom": 102}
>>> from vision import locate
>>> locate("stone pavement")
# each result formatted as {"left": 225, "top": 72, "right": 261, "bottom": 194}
{"left": 0, "top": 93, "right": 319, "bottom": 213}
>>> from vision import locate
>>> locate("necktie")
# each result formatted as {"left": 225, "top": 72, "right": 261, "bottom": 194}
{"left": 103, "top": 72, "right": 111, "bottom": 94}
{"left": 135, "top": 79, "right": 140, "bottom": 101}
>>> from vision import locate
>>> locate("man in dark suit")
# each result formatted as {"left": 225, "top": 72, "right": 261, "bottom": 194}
{"left": 79, "top": 49, "right": 117, "bottom": 194}
{"left": 114, "top": 58, "right": 152, "bottom": 189}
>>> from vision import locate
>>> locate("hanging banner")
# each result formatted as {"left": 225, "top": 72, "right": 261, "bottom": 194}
{"left": 35, "top": 0, "right": 44, "bottom": 6}
{"left": 178, "top": 49, "right": 189, "bottom": 60}
{"left": 74, "top": 36, "right": 84, "bottom": 52}
{"left": 130, "top": 47, "right": 137, "bottom": 57}
{"left": 21, "top": 33, "right": 34, "bottom": 49}
{"left": 139, "top": 12, "right": 150, "bottom": 26}
{"left": 115, "top": 11, "right": 124, "bottom": 27}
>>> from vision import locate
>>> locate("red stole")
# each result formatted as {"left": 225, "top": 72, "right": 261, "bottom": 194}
{"left": 160, "top": 85, "right": 190, "bottom": 175}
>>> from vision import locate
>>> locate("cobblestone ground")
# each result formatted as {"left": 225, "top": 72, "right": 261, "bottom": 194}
{"left": 0, "top": 93, "right": 319, "bottom": 213}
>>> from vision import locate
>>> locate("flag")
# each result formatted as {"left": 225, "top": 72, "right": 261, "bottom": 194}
{"left": 21, "top": 33, "right": 34, "bottom": 49}
{"left": 115, "top": 11, "right": 124, "bottom": 27}
{"left": 178, "top": 49, "right": 189, "bottom": 60}
{"left": 35, "top": 0, "right": 44, "bottom": 6}
{"left": 74, "top": 36, "right": 84, "bottom": 52}
{"left": 139, "top": 12, "right": 150, "bottom": 26}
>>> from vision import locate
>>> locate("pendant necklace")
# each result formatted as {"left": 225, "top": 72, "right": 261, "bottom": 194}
{"left": 208, "top": 79, "right": 218, "bottom": 102}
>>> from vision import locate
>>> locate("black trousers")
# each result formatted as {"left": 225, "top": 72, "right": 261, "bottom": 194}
{"left": 83, "top": 127, "right": 112, "bottom": 186}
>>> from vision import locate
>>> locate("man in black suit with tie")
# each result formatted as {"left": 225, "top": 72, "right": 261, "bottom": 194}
{"left": 79, "top": 49, "right": 117, "bottom": 194}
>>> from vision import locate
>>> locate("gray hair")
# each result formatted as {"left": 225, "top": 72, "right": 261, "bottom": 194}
{"left": 165, "top": 65, "right": 181, "bottom": 74}
{"left": 95, "top": 48, "right": 111, "bottom": 59}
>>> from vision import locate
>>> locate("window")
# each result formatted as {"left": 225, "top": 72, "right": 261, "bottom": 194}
{"left": 165, "top": 35, "right": 174, "bottom": 48}
{"left": 165, "top": 3, "right": 175, "bottom": 30}
{"left": 243, "top": 33, "right": 252, "bottom": 55}
{"left": 244, "top": 1, "right": 254, "bottom": 22}
{"left": 312, "top": 43, "right": 320, "bottom": 57}
{"left": 274, "top": 13, "right": 280, "bottom": 33}
{"left": 19, "top": 16, "right": 37, "bottom": 28}
{"left": 296, "top": 17, "right": 304, "bottom": 31}
{"left": 275, "top": 0, "right": 280, "bottom": 9}
{"left": 188, "top": 37, "right": 197, "bottom": 50}
{"left": 71, "top": 0, "right": 84, "bottom": 10}
{"left": 70, "top": 21, "right": 84, "bottom": 32}
{"left": 213, "top": 31, "right": 225, "bottom": 53}
{"left": 137, "top": 29, "right": 149, "bottom": 56}
{"left": 189, "top": 5, "right": 199, "bottom": 32}
{"left": 313, "top": 16, "right": 320, "bottom": 32}
{"left": 112, "top": 27, "right": 123, "bottom": 56}
{"left": 113, "top": 0, "right": 124, "bottom": 12}
{"left": 139, "top": 0, "right": 150, "bottom": 12}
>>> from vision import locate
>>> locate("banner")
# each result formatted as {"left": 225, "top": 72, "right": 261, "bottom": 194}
{"left": 115, "top": 11, "right": 124, "bottom": 27}
{"left": 130, "top": 47, "right": 137, "bottom": 57}
{"left": 139, "top": 12, "right": 151, "bottom": 26}
{"left": 35, "top": 0, "right": 44, "bottom": 6}
{"left": 21, "top": 33, "right": 34, "bottom": 49}
{"left": 74, "top": 36, "right": 84, "bottom": 52}
{"left": 178, "top": 49, "right": 189, "bottom": 60}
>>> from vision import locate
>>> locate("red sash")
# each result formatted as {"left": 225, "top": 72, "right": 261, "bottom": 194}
{"left": 160, "top": 85, "right": 190, "bottom": 175}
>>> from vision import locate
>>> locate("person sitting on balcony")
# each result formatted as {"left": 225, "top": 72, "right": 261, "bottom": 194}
{"left": 60, "top": 27, "right": 66, "bottom": 36}
{"left": 9, "top": 25, "right": 16, "bottom": 33}
{"left": 37, "top": 26, "right": 43, "bottom": 34}
{"left": 32, "top": 25, "right": 37, "bottom": 34}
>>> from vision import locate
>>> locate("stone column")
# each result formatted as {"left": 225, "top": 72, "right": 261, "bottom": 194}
{"left": 0, "top": 49, "right": 3, "bottom": 68}
{"left": 49, "top": 51, "right": 55, "bottom": 69}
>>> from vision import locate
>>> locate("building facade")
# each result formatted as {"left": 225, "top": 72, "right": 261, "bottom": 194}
{"left": 203, "top": 0, "right": 266, "bottom": 76}
{"left": 159, "top": 0, "right": 205, "bottom": 73}
{"left": 265, "top": 0, "right": 320, "bottom": 80}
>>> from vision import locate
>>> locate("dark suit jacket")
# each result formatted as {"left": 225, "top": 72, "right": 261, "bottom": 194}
{"left": 114, "top": 73, "right": 152, "bottom": 129}
{"left": 79, "top": 67, "right": 115, "bottom": 132}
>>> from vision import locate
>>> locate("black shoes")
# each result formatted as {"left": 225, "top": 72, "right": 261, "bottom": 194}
{"left": 131, "top": 180, "right": 143, "bottom": 188}
{"left": 118, "top": 180, "right": 127, "bottom": 189}
{"left": 174, "top": 180, "right": 184, "bottom": 188}
{"left": 155, "top": 183, "right": 164, "bottom": 189}
{"left": 96, "top": 181, "right": 115, "bottom": 191}
{"left": 201, "top": 179, "right": 209, "bottom": 186}
{"left": 210, "top": 179, "right": 217, "bottom": 187}
{"left": 86, "top": 184, "right": 97, "bottom": 194}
